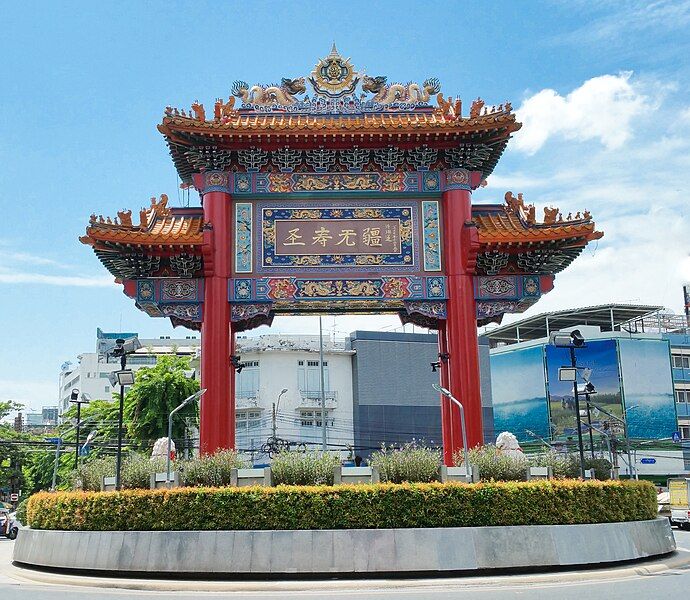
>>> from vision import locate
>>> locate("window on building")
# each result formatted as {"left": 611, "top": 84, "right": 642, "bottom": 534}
{"left": 677, "top": 390, "right": 688, "bottom": 403}
{"left": 236, "top": 361, "right": 259, "bottom": 398}
{"left": 681, "top": 425, "right": 690, "bottom": 440}
{"left": 104, "top": 386, "right": 110, "bottom": 393}
{"left": 127, "top": 355, "right": 157, "bottom": 365}
{"left": 236, "top": 409, "right": 262, "bottom": 431}
{"left": 298, "top": 360, "right": 329, "bottom": 397}
{"left": 298, "top": 409, "right": 333, "bottom": 428}
{"left": 673, "top": 355, "right": 690, "bottom": 369}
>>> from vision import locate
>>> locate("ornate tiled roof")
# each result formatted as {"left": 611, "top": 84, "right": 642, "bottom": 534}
{"left": 80, "top": 192, "right": 601, "bottom": 270}
{"left": 80, "top": 196, "right": 203, "bottom": 248}
{"left": 157, "top": 47, "right": 522, "bottom": 183}
{"left": 473, "top": 207, "right": 603, "bottom": 245}
{"left": 158, "top": 109, "right": 520, "bottom": 136}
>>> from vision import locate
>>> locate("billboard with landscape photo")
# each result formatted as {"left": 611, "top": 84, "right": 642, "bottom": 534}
{"left": 490, "top": 345, "right": 549, "bottom": 443}
{"left": 618, "top": 338, "right": 677, "bottom": 439}
{"left": 545, "top": 339, "right": 623, "bottom": 442}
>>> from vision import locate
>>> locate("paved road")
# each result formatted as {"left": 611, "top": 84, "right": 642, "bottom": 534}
{"left": 1, "top": 529, "right": 690, "bottom": 599}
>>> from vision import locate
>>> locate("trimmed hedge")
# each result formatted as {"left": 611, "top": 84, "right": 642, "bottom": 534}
{"left": 27, "top": 480, "right": 656, "bottom": 531}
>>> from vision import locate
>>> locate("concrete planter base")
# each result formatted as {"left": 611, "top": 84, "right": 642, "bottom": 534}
{"left": 13, "top": 519, "right": 675, "bottom": 576}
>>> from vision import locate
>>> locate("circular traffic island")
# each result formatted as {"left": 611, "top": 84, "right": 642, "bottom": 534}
{"left": 14, "top": 480, "right": 675, "bottom": 576}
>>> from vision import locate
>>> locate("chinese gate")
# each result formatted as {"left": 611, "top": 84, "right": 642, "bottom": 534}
{"left": 81, "top": 47, "right": 602, "bottom": 464}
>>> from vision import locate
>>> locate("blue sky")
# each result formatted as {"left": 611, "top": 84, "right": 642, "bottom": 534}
{"left": 1, "top": 1, "right": 689, "bottom": 411}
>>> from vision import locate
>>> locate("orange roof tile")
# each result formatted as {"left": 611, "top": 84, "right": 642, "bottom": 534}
{"left": 473, "top": 211, "right": 602, "bottom": 245}
{"left": 80, "top": 208, "right": 203, "bottom": 248}
{"left": 158, "top": 109, "right": 521, "bottom": 137}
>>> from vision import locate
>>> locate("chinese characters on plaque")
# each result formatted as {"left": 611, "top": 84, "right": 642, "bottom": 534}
{"left": 274, "top": 219, "right": 402, "bottom": 255}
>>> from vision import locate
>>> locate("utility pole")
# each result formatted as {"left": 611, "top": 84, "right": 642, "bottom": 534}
{"left": 319, "top": 316, "right": 327, "bottom": 452}
{"left": 272, "top": 388, "right": 287, "bottom": 442}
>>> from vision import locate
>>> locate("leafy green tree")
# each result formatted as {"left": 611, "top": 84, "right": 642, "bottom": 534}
{"left": 0, "top": 401, "right": 30, "bottom": 493}
{"left": 13, "top": 357, "right": 200, "bottom": 493}
{"left": 20, "top": 399, "right": 122, "bottom": 493}
{"left": 123, "top": 355, "right": 199, "bottom": 451}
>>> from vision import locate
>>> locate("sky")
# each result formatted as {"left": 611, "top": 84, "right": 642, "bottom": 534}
{"left": 1, "top": 0, "right": 689, "bottom": 412}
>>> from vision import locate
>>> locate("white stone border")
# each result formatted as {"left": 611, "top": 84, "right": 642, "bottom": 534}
{"left": 13, "top": 519, "right": 675, "bottom": 575}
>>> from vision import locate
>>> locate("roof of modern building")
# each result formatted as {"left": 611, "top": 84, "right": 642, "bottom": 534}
{"left": 236, "top": 334, "right": 352, "bottom": 354}
{"left": 483, "top": 303, "right": 664, "bottom": 346}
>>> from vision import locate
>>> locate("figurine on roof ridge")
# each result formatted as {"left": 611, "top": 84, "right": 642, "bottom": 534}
{"left": 232, "top": 77, "right": 306, "bottom": 106}
{"left": 361, "top": 75, "right": 440, "bottom": 104}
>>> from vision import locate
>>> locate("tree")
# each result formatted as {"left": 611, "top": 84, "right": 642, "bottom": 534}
{"left": 0, "top": 401, "right": 31, "bottom": 494}
{"left": 19, "top": 399, "right": 122, "bottom": 493}
{"left": 123, "top": 355, "right": 199, "bottom": 451}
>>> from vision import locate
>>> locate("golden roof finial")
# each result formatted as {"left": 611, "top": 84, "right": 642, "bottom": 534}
{"left": 329, "top": 42, "right": 339, "bottom": 57}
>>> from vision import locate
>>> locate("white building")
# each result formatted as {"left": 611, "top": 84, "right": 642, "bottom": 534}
{"left": 58, "top": 329, "right": 200, "bottom": 416}
{"left": 234, "top": 334, "right": 355, "bottom": 461}
{"left": 58, "top": 331, "right": 355, "bottom": 460}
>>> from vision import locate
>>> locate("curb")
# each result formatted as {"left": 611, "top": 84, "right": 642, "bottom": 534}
{"left": 5, "top": 550, "right": 690, "bottom": 593}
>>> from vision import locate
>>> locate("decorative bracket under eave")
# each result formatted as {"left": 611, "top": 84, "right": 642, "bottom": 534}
{"left": 122, "top": 278, "right": 204, "bottom": 329}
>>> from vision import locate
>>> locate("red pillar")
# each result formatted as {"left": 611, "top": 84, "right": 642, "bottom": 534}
{"left": 442, "top": 169, "right": 483, "bottom": 456}
{"left": 200, "top": 187, "right": 235, "bottom": 454}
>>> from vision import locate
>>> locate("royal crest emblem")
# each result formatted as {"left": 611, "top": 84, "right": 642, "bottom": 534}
{"left": 309, "top": 44, "right": 360, "bottom": 98}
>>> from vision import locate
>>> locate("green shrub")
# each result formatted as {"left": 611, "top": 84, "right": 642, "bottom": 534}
{"left": 584, "top": 457, "right": 613, "bottom": 480}
{"left": 69, "top": 454, "right": 169, "bottom": 491}
{"left": 179, "top": 450, "right": 245, "bottom": 487}
{"left": 14, "top": 497, "right": 29, "bottom": 524}
{"left": 26, "top": 480, "right": 657, "bottom": 531}
{"left": 529, "top": 451, "right": 580, "bottom": 479}
{"left": 455, "top": 445, "right": 528, "bottom": 481}
{"left": 71, "top": 456, "right": 117, "bottom": 491}
{"left": 121, "top": 454, "right": 168, "bottom": 489}
{"left": 528, "top": 452, "right": 612, "bottom": 480}
{"left": 370, "top": 443, "right": 441, "bottom": 483}
{"left": 271, "top": 450, "right": 340, "bottom": 486}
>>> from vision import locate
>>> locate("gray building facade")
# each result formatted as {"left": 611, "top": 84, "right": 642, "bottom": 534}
{"left": 349, "top": 331, "right": 494, "bottom": 458}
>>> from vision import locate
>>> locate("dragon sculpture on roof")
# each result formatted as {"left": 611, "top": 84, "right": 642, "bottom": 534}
{"left": 231, "top": 78, "right": 307, "bottom": 106}
{"left": 361, "top": 76, "right": 441, "bottom": 105}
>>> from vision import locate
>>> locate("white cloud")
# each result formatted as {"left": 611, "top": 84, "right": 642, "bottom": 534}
{"left": 487, "top": 69, "right": 690, "bottom": 320}
{"left": 513, "top": 73, "right": 649, "bottom": 154}
{"left": 0, "top": 272, "right": 114, "bottom": 287}
{"left": 0, "top": 251, "right": 70, "bottom": 269}
{"left": 553, "top": 1, "right": 690, "bottom": 46}
{"left": 0, "top": 246, "right": 113, "bottom": 287}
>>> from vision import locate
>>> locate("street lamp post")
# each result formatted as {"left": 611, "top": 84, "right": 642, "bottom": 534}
{"left": 167, "top": 389, "right": 206, "bottom": 487}
{"left": 585, "top": 393, "right": 595, "bottom": 459}
{"left": 69, "top": 390, "right": 91, "bottom": 470}
{"left": 552, "top": 330, "right": 587, "bottom": 478}
{"left": 272, "top": 388, "right": 288, "bottom": 441}
{"left": 432, "top": 384, "right": 470, "bottom": 477}
{"left": 110, "top": 336, "right": 140, "bottom": 491}
{"left": 569, "top": 345, "right": 587, "bottom": 479}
